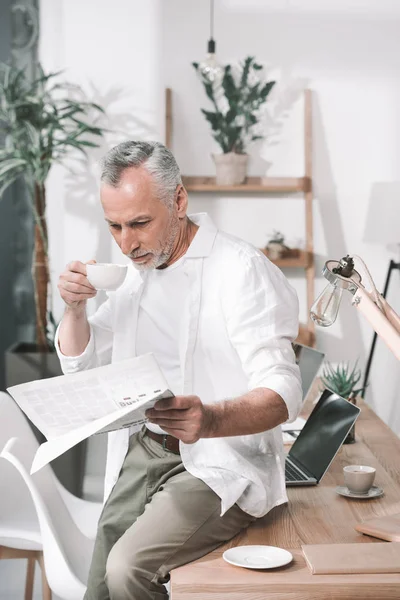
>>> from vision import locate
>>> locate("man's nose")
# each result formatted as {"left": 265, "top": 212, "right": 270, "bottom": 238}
{"left": 121, "top": 229, "right": 139, "bottom": 255}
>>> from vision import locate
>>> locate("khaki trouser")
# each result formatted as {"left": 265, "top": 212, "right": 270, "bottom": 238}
{"left": 84, "top": 428, "right": 256, "bottom": 600}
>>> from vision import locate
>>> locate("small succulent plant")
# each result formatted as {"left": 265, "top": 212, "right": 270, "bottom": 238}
{"left": 267, "top": 230, "right": 286, "bottom": 245}
{"left": 321, "top": 361, "right": 367, "bottom": 399}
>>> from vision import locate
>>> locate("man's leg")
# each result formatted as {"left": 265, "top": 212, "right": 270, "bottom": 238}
{"left": 84, "top": 430, "right": 184, "bottom": 600}
{"left": 105, "top": 467, "right": 256, "bottom": 600}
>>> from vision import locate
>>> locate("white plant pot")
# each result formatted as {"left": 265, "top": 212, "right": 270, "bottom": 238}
{"left": 267, "top": 242, "right": 285, "bottom": 260}
{"left": 212, "top": 152, "right": 248, "bottom": 185}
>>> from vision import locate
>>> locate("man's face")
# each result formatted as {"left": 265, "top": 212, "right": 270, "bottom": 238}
{"left": 101, "top": 166, "right": 182, "bottom": 271}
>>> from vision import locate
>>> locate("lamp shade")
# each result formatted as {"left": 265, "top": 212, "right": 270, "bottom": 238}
{"left": 363, "top": 182, "right": 400, "bottom": 245}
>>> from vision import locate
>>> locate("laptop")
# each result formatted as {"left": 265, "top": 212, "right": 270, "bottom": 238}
{"left": 285, "top": 388, "right": 361, "bottom": 486}
{"left": 292, "top": 343, "right": 325, "bottom": 401}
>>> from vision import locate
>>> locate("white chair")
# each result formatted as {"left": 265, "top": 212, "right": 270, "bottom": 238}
{"left": 0, "top": 392, "right": 103, "bottom": 600}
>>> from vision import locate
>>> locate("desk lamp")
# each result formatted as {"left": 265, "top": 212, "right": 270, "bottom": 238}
{"left": 310, "top": 255, "right": 400, "bottom": 363}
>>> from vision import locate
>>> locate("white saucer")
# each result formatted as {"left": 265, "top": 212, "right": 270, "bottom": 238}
{"left": 335, "top": 485, "right": 384, "bottom": 499}
{"left": 222, "top": 545, "right": 293, "bottom": 570}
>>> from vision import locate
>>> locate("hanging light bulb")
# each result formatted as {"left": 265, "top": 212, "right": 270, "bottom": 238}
{"left": 310, "top": 282, "right": 344, "bottom": 327}
{"left": 199, "top": 0, "right": 223, "bottom": 82}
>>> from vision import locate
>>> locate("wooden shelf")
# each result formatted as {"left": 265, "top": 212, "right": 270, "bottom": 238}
{"left": 182, "top": 176, "right": 310, "bottom": 193}
{"left": 260, "top": 249, "right": 312, "bottom": 268}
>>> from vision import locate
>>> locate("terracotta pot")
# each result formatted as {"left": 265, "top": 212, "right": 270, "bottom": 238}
{"left": 212, "top": 152, "right": 248, "bottom": 185}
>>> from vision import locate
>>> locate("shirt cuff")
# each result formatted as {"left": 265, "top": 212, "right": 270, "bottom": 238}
{"left": 54, "top": 323, "right": 96, "bottom": 373}
{"left": 257, "top": 375, "right": 303, "bottom": 423}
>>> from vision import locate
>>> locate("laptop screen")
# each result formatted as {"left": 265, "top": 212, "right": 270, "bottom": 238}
{"left": 289, "top": 389, "right": 361, "bottom": 481}
{"left": 293, "top": 343, "right": 325, "bottom": 400}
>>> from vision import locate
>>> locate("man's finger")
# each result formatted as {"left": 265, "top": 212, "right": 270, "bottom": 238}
{"left": 67, "top": 260, "right": 87, "bottom": 275}
{"left": 153, "top": 395, "right": 194, "bottom": 411}
{"left": 147, "top": 419, "right": 187, "bottom": 431}
{"left": 63, "top": 272, "right": 97, "bottom": 291}
{"left": 146, "top": 408, "right": 188, "bottom": 420}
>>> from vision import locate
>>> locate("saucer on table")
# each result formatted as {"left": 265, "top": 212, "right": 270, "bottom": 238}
{"left": 222, "top": 545, "right": 293, "bottom": 569}
{"left": 335, "top": 485, "right": 384, "bottom": 499}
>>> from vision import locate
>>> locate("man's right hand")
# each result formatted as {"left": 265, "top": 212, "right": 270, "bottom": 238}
{"left": 58, "top": 260, "right": 97, "bottom": 310}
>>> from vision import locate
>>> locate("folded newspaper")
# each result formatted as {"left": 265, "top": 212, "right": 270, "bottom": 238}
{"left": 7, "top": 353, "right": 173, "bottom": 474}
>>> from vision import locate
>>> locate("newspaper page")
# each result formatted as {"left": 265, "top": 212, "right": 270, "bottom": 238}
{"left": 7, "top": 353, "right": 173, "bottom": 473}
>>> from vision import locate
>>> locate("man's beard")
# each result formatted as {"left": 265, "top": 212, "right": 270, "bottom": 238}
{"left": 129, "top": 213, "right": 180, "bottom": 271}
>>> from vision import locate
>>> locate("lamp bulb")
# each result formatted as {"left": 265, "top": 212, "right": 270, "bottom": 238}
{"left": 310, "top": 282, "right": 343, "bottom": 327}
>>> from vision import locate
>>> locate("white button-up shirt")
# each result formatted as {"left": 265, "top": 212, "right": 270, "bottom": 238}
{"left": 56, "top": 213, "right": 302, "bottom": 517}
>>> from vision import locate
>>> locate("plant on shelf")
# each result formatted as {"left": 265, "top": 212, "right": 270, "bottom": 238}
{"left": 265, "top": 230, "right": 300, "bottom": 261}
{"left": 320, "top": 360, "right": 367, "bottom": 443}
{"left": 192, "top": 55, "right": 275, "bottom": 185}
{"left": 265, "top": 230, "right": 288, "bottom": 260}
{"left": 0, "top": 62, "right": 106, "bottom": 352}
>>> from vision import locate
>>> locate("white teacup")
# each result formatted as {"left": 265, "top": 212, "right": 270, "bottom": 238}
{"left": 86, "top": 263, "right": 128, "bottom": 291}
{"left": 343, "top": 465, "right": 376, "bottom": 495}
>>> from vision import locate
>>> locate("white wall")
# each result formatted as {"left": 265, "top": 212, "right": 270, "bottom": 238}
{"left": 40, "top": 0, "right": 400, "bottom": 433}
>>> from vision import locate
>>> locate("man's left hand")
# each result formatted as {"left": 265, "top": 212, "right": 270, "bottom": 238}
{"left": 145, "top": 395, "right": 215, "bottom": 444}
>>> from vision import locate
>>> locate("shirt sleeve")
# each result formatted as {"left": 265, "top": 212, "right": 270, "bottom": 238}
{"left": 55, "top": 298, "right": 114, "bottom": 374}
{"left": 222, "top": 251, "right": 303, "bottom": 422}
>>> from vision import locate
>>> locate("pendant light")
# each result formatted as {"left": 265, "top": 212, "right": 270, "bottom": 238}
{"left": 198, "top": 0, "right": 223, "bottom": 82}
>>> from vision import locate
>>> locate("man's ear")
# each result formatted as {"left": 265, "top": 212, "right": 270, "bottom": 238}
{"left": 175, "top": 184, "right": 188, "bottom": 218}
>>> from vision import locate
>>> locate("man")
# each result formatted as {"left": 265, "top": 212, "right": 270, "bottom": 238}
{"left": 57, "top": 140, "right": 302, "bottom": 600}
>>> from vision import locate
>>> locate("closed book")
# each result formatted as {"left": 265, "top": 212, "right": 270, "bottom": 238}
{"left": 355, "top": 513, "right": 400, "bottom": 542}
{"left": 302, "top": 542, "right": 400, "bottom": 574}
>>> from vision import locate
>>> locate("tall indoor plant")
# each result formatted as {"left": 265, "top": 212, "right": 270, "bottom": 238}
{"left": 0, "top": 62, "right": 106, "bottom": 351}
{"left": 193, "top": 55, "right": 275, "bottom": 184}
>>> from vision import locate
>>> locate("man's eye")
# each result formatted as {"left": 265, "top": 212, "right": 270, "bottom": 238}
{"left": 135, "top": 221, "right": 150, "bottom": 227}
{"left": 110, "top": 224, "right": 121, "bottom": 230}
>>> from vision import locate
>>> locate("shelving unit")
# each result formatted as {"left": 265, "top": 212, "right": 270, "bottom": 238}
{"left": 165, "top": 88, "right": 315, "bottom": 347}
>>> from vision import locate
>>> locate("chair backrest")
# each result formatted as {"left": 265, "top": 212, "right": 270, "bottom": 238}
{"left": 0, "top": 392, "right": 93, "bottom": 599}
{"left": 0, "top": 391, "right": 41, "bottom": 540}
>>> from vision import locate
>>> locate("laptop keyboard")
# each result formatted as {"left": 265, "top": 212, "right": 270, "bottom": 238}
{"left": 285, "top": 460, "right": 308, "bottom": 482}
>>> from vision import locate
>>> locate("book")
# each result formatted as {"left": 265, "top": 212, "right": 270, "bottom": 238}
{"left": 355, "top": 513, "right": 400, "bottom": 542}
{"left": 7, "top": 353, "right": 173, "bottom": 474}
{"left": 302, "top": 542, "right": 400, "bottom": 574}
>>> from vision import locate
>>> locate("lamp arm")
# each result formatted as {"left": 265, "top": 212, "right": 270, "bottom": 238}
{"left": 352, "top": 287, "right": 400, "bottom": 361}
{"left": 379, "top": 295, "right": 400, "bottom": 335}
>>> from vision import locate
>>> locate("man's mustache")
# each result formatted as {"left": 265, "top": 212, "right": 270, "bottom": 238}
{"left": 128, "top": 251, "right": 153, "bottom": 259}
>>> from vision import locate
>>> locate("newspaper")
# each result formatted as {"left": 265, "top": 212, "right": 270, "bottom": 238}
{"left": 7, "top": 353, "right": 173, "bottom": 474}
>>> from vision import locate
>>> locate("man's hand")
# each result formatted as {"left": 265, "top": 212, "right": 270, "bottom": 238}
{"left": 58, "top": 260, "right": 97, "bottom": 310}
{"left": 145, "top": 395, "right": 216, "bottom": 444}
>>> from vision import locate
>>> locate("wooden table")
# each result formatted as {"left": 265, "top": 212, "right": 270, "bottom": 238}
{"left": 171, "top": 393, "right": 400, "bottom": 599}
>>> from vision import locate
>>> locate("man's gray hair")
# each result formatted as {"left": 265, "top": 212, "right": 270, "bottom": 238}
{"left": 100, "top": 141, "right": 182, "bottom": 208}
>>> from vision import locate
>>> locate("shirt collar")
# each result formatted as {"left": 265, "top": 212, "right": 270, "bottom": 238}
{"left": 126, "top": 213, "right": 218, "bottom": 290}
{"left": 185, "top": 213, "right": 218, "bottom": 258}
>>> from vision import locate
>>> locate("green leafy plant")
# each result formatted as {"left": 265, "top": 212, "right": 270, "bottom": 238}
{"left": 321, "top": 361, "right": 367, "bottom": 399}
{"left": 192, "top": 56, "right": 275, "bottom": 154}
{"left": 0, "top": 62, "right": 106, "bottom": 351}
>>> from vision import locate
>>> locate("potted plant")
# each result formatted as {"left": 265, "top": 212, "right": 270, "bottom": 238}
{"left": 0, "top": 63, "right": 106, "bottom": 495}
{"left": 0, "top": 62, "right": 106, "bottom": 355}
{"left": 320, "top": 360, "right": 367, "bottom": 444}
{"left": 192, "top": 55, "right": 275, "bottom": 185}
{"left": 265, "top": 230, "right": 301, "bottom": 261}
{"left": 265, "top": 230, "right": 289, "bottom": 260}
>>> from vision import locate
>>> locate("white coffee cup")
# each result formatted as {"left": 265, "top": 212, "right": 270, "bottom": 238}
{"left": 86, "top": 263, "right": 128, "bottom": 291}
{"left": 343, "top": 465, "right": 376, "bottom": 495}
